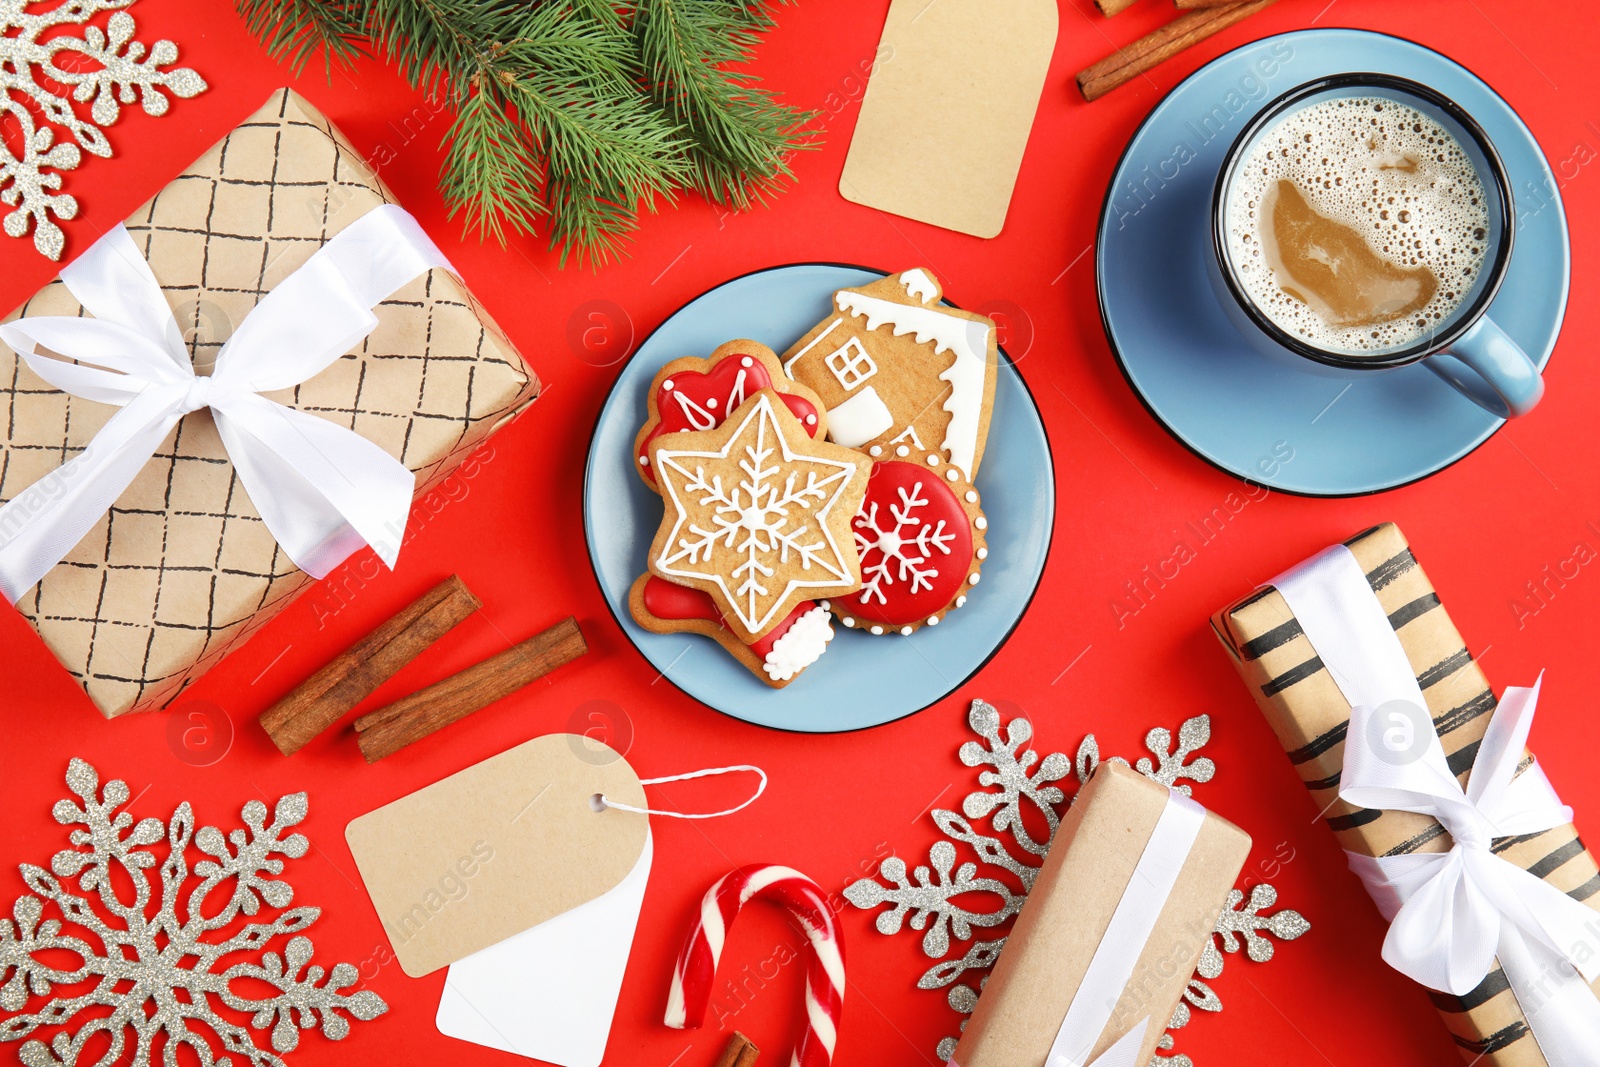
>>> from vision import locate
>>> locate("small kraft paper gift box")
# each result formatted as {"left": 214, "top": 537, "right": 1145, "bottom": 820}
{"left": 951, "top": 761, "right": 1250, "bottom": 1067}
{"left": 0, "top": 89, "right": 539, "bottom": 719}
{"left": 1214, "top": 523, "right": 1600, "bottom": 1065}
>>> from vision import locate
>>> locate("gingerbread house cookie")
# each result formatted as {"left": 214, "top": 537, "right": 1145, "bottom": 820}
{"left": 780, "top": 269, "right": 998, "bottom": 481}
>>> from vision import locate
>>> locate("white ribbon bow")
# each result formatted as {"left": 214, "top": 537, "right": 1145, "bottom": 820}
{"left": 0, "top": 204, "right": 452, "bottom": 604}
{"left": 1276, "top": 545, "right": 1600, "bottom": 1066}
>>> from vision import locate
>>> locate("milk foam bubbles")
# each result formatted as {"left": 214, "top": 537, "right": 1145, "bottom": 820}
{"left": 1225, "top": 96, "right": 1490, "bottom": 355}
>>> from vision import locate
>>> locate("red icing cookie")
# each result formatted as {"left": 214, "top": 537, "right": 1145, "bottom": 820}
{"left": 827, "top": 451, "right": 986, "bottom": 635}
{"left": 630, "top": 574, "right": 834, "bottom": 688}
{"left": 635, "top": 340, "right": 825, "bottom": 489}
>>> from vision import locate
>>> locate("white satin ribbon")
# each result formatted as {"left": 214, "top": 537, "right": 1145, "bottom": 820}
{"left": 1275, "top": 545, "right": 1600, "bottom": 1066}
{"left": 0, "top": 204, "right": 452, "bottom": 604}
{"left": 1042, "top": 790, "right": 1206, "bottom": 1067}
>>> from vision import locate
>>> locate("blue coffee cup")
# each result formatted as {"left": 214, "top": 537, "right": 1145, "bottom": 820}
{"left": 1210, "top": 73, "right": 1542, "bottom": 419}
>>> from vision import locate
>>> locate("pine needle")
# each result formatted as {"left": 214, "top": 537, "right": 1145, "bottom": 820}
{"left": 237, "top": 0, "right": 369, "bottom": 76}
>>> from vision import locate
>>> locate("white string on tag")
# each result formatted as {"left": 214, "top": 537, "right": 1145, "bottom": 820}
{"left": 596, "top": 765, "right": 767, "bottom": 819}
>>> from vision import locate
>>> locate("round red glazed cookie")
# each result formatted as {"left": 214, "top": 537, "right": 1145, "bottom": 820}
{"left": 825, "top": 449, "right": 987, "bottom": 635}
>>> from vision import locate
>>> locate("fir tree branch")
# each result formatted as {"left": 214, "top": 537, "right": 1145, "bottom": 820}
{"left": 497, "top": 4, "right": 692, "bottom": 264}
{"left": 438, "top": 85, "right": 544, "bottom": 246}
{"left": 235, "top": 0, "right": 817, "bottom": 264}
{"left": 236, "top": 0, "right": 368, "bottom": 76}
{"left": 634, "top": 0, "right": 818, "bottom": 210}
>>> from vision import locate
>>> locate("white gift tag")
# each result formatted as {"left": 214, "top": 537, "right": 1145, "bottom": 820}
{"left": 428, "top": 760, "right": 765, "bottom": 1064}
{"left": 436, "top": 832, "right": 653, "bottom": 1067}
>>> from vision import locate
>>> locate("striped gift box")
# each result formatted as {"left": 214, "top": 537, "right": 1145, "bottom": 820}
{"left": 1213, "top": 522, "right": 1600, "bottom": 1065}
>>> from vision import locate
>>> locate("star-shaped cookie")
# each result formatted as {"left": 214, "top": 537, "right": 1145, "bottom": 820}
{"left": 648, "top": 390, "right": 871, "bottom": 643}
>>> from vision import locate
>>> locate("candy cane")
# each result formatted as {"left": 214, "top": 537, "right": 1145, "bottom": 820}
{"left": 664, "top": 865, "right": 845, "bottom": 1067}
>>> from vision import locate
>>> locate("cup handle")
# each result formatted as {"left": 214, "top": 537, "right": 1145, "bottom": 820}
{"left": 1421, "top": 315, "right": 1544, "bottom": 419}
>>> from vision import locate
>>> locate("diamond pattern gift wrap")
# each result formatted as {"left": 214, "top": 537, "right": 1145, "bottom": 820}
{"left": 0, "top": 89, "right": 540, "bottom": 719}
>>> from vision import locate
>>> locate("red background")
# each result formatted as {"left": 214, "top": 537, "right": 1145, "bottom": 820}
{"left": 5, "top": 0, "right": 1598, "bottom": 1064}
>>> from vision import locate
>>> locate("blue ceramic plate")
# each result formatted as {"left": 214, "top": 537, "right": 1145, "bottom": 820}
{"left": 1099, "top": 29, "right": 1569, "bottom": 496}
{"left": 584, "top": 265, "right": 1054, "bottom": 732}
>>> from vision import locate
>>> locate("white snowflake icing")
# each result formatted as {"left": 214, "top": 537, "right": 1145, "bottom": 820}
{"left": 0, "top": 759, "right": 385, "bottom": 1067}
{"left": 854, "top": 479, "right": 955, "bottom": 606}
{"left": 655, "top": 395, "right": 858, "bottom": 635}
{"left": 0, "top": 0, "right": 206, "bottom": 259}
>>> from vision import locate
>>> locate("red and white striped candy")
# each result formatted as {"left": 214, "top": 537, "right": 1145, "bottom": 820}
{"left": 664, "top": 864, "right": 845, "bottom": 1067}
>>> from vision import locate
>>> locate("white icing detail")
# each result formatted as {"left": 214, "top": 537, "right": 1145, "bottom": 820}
{"left": 806, "top": 414, "right": 817, "bottom": 426}
{"left": 895, "top": 445, "right": 909, "bottom": 457}
{"left": 762, "top": 606, "right": 834, "bottom": 682}
{"left": 654, "top": 395, "right": 859, "bottom": 635}
{"left": 890, "top": 424, "right": 925, "bottom": 449}
{"left": 868, "top": 445, "right": 883, "bottom": 457}
{"left": 977, "top": 547, "right": 988, "bottom": 559}
{"left": 900, "top": 626, "right": 913, "bottom": 636}
{"left": 945, "top": 469, "right": 959, "bottom": 481}
{"left": 823, "top": 336, "right": 877, "bottom": 390}
{"left": 707, "top": 397, "right": 718, "bottom": 409}
{"left": 925, "top": 454, "right": 940, "bottom": 466}
{"left": 820, "top": 599, "right": 831, "bottom": 610}
{"left": 783, "top": 317, "right": 846, "bottom": 377}
{"left": 900, "top": 269, "right": 939, "bottom": 304}
{"left": 672, "top": 389, "right": 719, "bottom": 431}
{"left": 663, "top": 379, "right": 675, "bottom": 390}
{"left": 725, "top": 368, "right": 752, "bottom": 412}
{"left": 927, "top": 615, "right": 939, "bottom": 625}
{"left": 826, "top": 386, "right": 895, "bottom": 448}
{"left": 956, "top": 595, "right": 967, "bottom": 607}
{"left": 853, "top": 479, "right": 957, "bottom": 607}
{"left": 964, "top": 490, "right": 978, "bottom": 503}
{"left": 843, "top": 617, "right": 856, "bottom": 628}
{"left": 835, "top": 290, "right": 991, "bottom": 480}
{"left": 640, "top": 456, "right": 649, "bottom": 466}
{"left": 975, "top": 516, "right": 987, "bottom": 529}
{"left": 741, "top": 356, "right": 753, "bottom": 367}
{"left": 969, "top": 573, "right": 980, "bottom": 585}
{"left": 870, "top": 625, "right": 884, "bottom": 635}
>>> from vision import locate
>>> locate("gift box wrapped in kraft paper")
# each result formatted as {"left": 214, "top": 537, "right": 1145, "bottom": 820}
{"left": 0, "top": 88, "right": 539, "bottom": 719}
{"left": 1214, "top": 522, "right": 1600, "bottom": 1066}
{"left": 950, "top": 761, "right": 1249, "bottom": 1067}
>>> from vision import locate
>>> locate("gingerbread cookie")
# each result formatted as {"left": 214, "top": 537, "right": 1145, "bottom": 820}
{"left": 825, "top": 447, "right": 986, "bottom": 635}
{"left": 635, "top": 339, "right": 826, "bottom": 489}
{"left": 648, "top": 390, "right": 872, "bottom": 644}
{"left": 629, "top": 574, "right": 833, "bottom": 687}
{"left": 780, "top": 268, "right": 998, "bottom": 481}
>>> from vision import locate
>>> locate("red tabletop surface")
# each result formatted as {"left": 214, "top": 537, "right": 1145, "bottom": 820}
{"left": 5, "top": 1, "right": 1598, "bottom": 1064}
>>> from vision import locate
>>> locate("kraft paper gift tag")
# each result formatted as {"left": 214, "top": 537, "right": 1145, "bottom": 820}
{"left": 345, "top": 733, "right": 649, "bottom": 978}
{"left": 839, "top": 0, "right": 1058, "bottom": 238}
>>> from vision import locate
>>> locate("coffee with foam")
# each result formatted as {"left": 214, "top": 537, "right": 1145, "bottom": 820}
{"left": 1224, "top": 96, "right": 1490, "bottom": 356}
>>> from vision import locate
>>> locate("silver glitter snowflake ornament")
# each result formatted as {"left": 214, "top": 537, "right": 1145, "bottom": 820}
{"left": 0, "top": 0, "right": 206, "bottom": 259}
{"left": 846, "top": 700, "right": 1308, "bottom": 1065}
{"left": 0, "top": 759, "right": 385, "bottom": 1067}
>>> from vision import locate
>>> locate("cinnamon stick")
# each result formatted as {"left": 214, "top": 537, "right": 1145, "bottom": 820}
{"left": 1096, "top": 0, "right": 1142, "bottom": 15}
{"left": 258, "top": 575, "right": 480, "bottom": 756}
{"left": 354, "top": 616, "right": 587, "bottom": 762}
{"left": 714, "top": 1033, "right": 760, "bottom": 1067}
{"left": 1076, "top": 0, "right": 1277, "bottom": 102}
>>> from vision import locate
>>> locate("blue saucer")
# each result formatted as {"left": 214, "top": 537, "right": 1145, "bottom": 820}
{"left": 1098, "top": 29, "right": 1569, "bottom": 496}
{"left": 584, "top": 265, "right": 1054, "bottom": 732}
